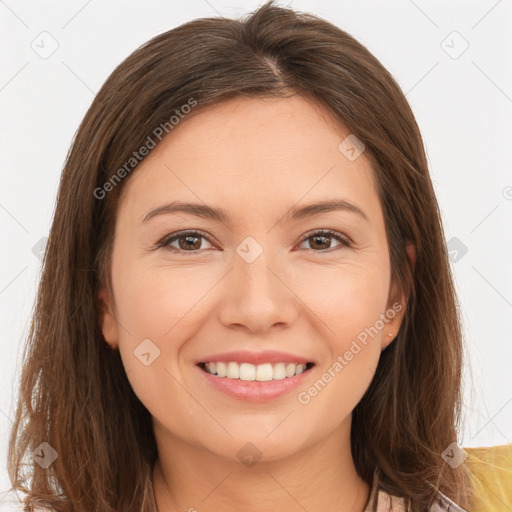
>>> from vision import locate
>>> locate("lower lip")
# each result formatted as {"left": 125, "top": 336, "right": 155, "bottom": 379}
{"left": 196, "top": 364, "right": 314, "bottom": 402}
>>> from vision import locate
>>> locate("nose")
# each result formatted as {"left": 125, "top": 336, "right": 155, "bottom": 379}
{"left": 218, "top": 243, "right": 298, "bottom": 334}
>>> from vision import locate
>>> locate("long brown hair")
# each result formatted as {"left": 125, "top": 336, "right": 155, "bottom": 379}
{"left": 8, "top": 2, "right": 474, "bottom": 510}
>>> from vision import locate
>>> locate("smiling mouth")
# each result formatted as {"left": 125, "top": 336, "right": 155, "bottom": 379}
{"left": 197, "top": 361, "right": 315, "bottom": 381}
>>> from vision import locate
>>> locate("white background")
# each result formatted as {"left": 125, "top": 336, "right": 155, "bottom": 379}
{"left": 1, "top": 0, "right": 511, "bottom": 504}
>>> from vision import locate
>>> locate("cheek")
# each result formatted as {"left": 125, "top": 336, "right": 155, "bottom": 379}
{"left": 111, "top": 258, "right": 217, "bottom": 409}
{"left": 293, "top": 258, "right": 389, "bottom": 401}
{"left": 294, "top": 256, "right": 390, "bottom": 339}
{"left": 294, "top": 264, "right": 388, "bottom": 422}
{"left": 112, "top": 268, "right": 196, "bottom": 428}
{"left": 113, "top": 259, "right": 213, "bottom": 342}
{"left": 296, "top": 340, "right": 381, "bottom": 439}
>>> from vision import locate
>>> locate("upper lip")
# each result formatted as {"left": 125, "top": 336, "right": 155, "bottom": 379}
{"left": 195, "top": 350, "right": 313, "bottom": 366}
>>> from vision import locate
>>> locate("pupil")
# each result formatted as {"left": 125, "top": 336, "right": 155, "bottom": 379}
{"left": 180, "top": 235, "right": 200, "bottom": 250}
{"left": 313, "top": 235, "right": 329, "bottom": 250}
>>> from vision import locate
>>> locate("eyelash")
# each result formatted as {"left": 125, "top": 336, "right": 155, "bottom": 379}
{"left": 156, "top": 229, "right": 352, "bottom": 255}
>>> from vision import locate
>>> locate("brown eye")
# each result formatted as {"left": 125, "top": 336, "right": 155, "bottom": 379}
{"left": 298, "top": 230, "right": 351, "bottom": 251}
{"left": 160, "top": 231, "right": 214, "bottom": 253}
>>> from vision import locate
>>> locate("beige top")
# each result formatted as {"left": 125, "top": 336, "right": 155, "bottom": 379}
{"left": 363, "top": 469, "right": 468, "bottom": 512}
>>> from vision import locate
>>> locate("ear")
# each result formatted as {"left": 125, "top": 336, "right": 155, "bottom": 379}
{"left": 382, "top": 241, "right": 416, "bottom": 350}
{"left": 405, "top": 240, "right": 416, "bottom": 271}
{"left": 97, "top": 284, "right": 119, "bottom": 349}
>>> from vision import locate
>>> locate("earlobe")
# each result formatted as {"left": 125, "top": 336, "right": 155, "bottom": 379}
{"left": 406, "top": 241, "right": 416, "bottom": 271}
{"left": 382, "top": 285, "right": 405, "bottom": 351}
{"left": 382, "top": 331, "right": 396, "bottom": 351}
{"left": 97, "top": 285, "right": 119, "bottom": 349}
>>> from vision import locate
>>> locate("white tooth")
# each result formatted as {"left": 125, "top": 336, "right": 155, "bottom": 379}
{"left": 216, "top": 362, "right": 227, "bottom": 377}
{"left": 272, "top": 362, "right": 287, "bottom": 380}
{"left": 256, "top": 363, "right": 273, "bottom": 381}
{"left": 285, "top": 363, "right": 297, "bottom": 378}
{"left": 239, "top": 363, "right": 256, "bottom": 381}
{"left": 227, "top": 362, "right": 240, "bottom": 379}
{"left": 206, "top": 361, "right": 309, "bottom": 380}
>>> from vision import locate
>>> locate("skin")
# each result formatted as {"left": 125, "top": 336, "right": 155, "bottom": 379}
{"left": 99, "top": 94, "right": 416, "bottom": 512}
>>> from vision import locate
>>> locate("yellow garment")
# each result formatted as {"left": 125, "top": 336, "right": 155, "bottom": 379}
{"left": 465, "top": 444, "right": 512, "bottom": 512}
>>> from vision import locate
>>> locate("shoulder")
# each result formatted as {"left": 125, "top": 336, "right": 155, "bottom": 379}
{"left": 365, "top": 446, "right": 512, "bottom": 512}
{"left": 370, "top": 488, "right": 468, "bottom": 512}
{"left": 463, "top": 444, "right": 512, "bottom": 512}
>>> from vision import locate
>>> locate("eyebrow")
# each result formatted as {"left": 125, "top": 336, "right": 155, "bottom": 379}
{"left": 142, "top": 199, "right": 369, "bottom": 224}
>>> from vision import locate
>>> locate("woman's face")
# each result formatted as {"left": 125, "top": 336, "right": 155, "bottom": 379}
{"left": 99, "top": 94, "right": 410, "bottom": 464}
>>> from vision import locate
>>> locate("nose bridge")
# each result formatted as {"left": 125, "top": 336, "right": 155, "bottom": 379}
{"left": 222, "top": 235, "right": 294, "bottom": 330}
{"left": 236, "top": 234, "right": 281, "bottom": 300}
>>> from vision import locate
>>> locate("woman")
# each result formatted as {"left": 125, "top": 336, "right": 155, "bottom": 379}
{"left": 7, "top": 2, "right": 508, "bottom": 511}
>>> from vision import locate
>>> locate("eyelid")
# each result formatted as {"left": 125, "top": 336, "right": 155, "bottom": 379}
{"left": 156, "top": 229, "right": 217, "bottom": 251}
{"left": 297, "top": 228, "right": 352, "bottom": 248}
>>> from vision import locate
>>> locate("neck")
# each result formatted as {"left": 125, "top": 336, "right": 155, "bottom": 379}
{"left": 152, "top": 420, "right": 371, "bottom": 512}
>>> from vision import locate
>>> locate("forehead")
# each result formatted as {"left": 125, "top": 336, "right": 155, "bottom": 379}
{"left": 117, "top": 95, "right": 380, "bottom": 226}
